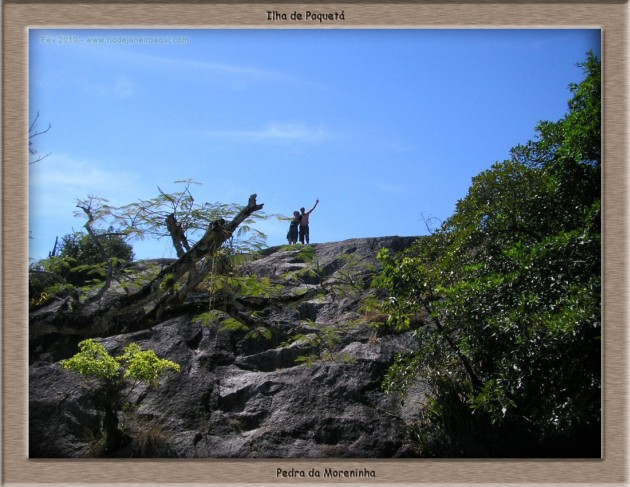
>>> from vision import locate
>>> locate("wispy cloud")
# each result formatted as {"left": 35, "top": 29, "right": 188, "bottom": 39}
{"left": 204, "top": 123, "right": 330, "bottom": 143}
{"left": 88, "top": 47, "right": 296, "bottom": 88}
{"left": 139, "top": 53, "right": 283, "bottom": 80}
{"left": 85, "top": 74, "right": 136, "bottom": 99}
{"left": 34, "top": 71, "right": 136, "bottom": 100}
{"left": 33, "top": 46, "right": 295, "bottom": 97}
{"left": 28, "top": 153, "right": 155, "bottom": 259}
{"left": 29, "top": 154, "right": 144, "bottom": 213}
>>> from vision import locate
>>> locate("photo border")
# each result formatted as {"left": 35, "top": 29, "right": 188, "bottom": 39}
{"left": 4, "top": 1, "right": 626, "bottom": 485}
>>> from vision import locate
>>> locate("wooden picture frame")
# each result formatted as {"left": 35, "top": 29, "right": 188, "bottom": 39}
{"left": 4, "top": 1, "right": 626, "bottom": 485}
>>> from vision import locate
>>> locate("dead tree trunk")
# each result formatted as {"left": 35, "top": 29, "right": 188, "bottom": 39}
{"left": 165, "top": 213, "right": 191, "bottom": 258}
{"left": 77, "top": 204, "right": 115, "bottom": 302}
{"left": 30, "top": 194, "right": 264, "bottom": 343}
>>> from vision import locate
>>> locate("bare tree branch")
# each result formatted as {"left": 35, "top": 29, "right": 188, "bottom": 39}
{"left": 29, "top": 111, "right": 52, "bottom": 165}
{"left": 76, "top": 202, "right": 115, "bottom": 302}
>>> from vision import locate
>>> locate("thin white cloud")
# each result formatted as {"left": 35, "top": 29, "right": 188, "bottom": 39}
{"left": 32, "top": 47, "right": 293, "bottom": 99}
{"left": 29, "top": 154, "right": 143, "bottom": 212}
{"left": 86, "top": 74, "right": 136, "bottom": 99}
{"left": 204, "top": 123, "right": 330, "bottom": 143}
{"left": 34, "top": 71, "right": 136, "bottom": 100}
{"left": 82, "top": 46, "right": 295, "bottom": 87}
{"left": 138, "top": 53, "right": 282, "bottom": 80}
{"left": 29, "top": 153, "right": 156, "bottom": 260}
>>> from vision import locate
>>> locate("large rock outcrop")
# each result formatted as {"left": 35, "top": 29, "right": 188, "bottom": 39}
{"left": 29, "top": 236, "right": 426, "bottom": 458}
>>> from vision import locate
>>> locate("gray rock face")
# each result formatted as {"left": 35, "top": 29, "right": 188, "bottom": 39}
{"left": 29, "top": 236, "right": 424, "bottom": 458}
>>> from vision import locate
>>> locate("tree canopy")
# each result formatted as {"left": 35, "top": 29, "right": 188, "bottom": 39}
{"left": 377, "top": 51, "right": 601, "bottom": 457}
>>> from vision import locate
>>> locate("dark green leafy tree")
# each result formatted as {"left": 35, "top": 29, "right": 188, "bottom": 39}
{"left": 377, "top": 52, "right": 600, "bottom": 457}
{"left": 57, "top": 230, "right": 134, "bottom": 286}
{"left": 29, "top": 193, "right": 136, "bottom": 308}
{"left": 57, "top": 231, "right": 134, "bottom": 267}
{"left": 29, "top": 229, "right": 134, "bottom": 307}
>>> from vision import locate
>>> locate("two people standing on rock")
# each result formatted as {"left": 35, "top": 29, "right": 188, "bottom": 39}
{"left": 287, "top": 199, "right": 319, "bottom": 245}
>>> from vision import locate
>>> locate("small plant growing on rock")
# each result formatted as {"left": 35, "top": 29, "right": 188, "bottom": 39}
{"left": 126, "top": 418, "right": 169, "bottom": 457}
{"left": 60, "top": 339, "right": 180, "bottom": 456}
{"left": 159, "top": 273, "right": 180, "bottom": 293}
{"left": 283, "top": 320, "right": 353, "bottom": 365}
{"left": 207, "top": 274, "right": 284, "bottom": 300}
{"left": 294, "top": 245, "right": 316, "bottom": 263}
{"left": 278, "top": 244, "right": 315, "bottom": 263}
{"left": 193, "top": 310, "right": 273, "bottom": 341}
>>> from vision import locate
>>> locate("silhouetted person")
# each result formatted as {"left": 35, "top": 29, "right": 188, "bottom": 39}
{"left": 299, "top": 199, "right": 319, "bottom": 244}
{"left": 287, "top": 211, "right": 301, "bottom": 245}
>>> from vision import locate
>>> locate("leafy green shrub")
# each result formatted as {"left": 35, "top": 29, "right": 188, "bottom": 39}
{"left": 29, "top": 231, "right": 134, "bottom": 307}
{"left": 115, "top": 342, "right": 181, "bottom": 387}
{"left": 159, "top": 273, "right": 180, "bottom": 292}
{"left": 57, "top": 231, "right": 134, "bottom": 285}
{"left": 60, "top": 339, "right": 180, "bottom": 456}
{"left": 28, "top": 257, "right": 78, "bottom": 307}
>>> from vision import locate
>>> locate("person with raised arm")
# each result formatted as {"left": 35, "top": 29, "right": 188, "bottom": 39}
{"left": 299, "top": 198, "right": 319, "bottom": 245}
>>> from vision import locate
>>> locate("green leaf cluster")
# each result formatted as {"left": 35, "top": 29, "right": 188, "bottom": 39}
{"left": 61, "top": 339, "right": 181, "bottom": 388}
{"left": 207, "top": 274, "right": 284, "bottom": 299}
{"left": 377, "top": 52, "right": 601, "bottom": 457}
{"left": 283, "top": 320, "right": 350, "bottom": 365}
{"left": 278, "top": 245, "right": 316, "bottom": 263}
{"left": 60, "top": 339, "right": 121, "bottom": 382}
{"left": 193, "top": 310, "right": 273, "bottom": 341}
{"left": 117, "top": 343, "right": 181, "bottom": 387}
{"left": 159, "top": 273, "right": 180, "bottom": 292}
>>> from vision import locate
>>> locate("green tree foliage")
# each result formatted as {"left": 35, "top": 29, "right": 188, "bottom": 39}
{"left": 61, "top": 340, "right": 181, "bottom": 385}
{"left": 29, "top": 230, "right": 134, "bottom": 306}
{"left": 111, "top": 179, "right": 268, "bottom": 257}
{"left": 377, "top": 52, "right": 600, "bottom": 457}
{"left": 57, "top": 230, "right": 135, "bottom": 285}
{"left": 284, "top": 320, "right": 354, "bottom": 366}
{"left": 61, "top": 339, "right": 121, "bottom": 381}
{"left": 61, "top": 339, "right": 180, "bottom": 455}
{"left": 29, "top": 182, "right": 270, "bottom": 312}
{"left": 58, "top": 231, "right": 134, "bottom": 267}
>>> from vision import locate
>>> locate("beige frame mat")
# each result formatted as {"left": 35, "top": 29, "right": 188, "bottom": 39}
{"left": 3, "top": 1, "right": 626, "bottom": 486}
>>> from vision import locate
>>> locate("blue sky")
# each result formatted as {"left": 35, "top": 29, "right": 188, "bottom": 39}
{"left": 28, "top": 29, "right": 601, "bottom": 261}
